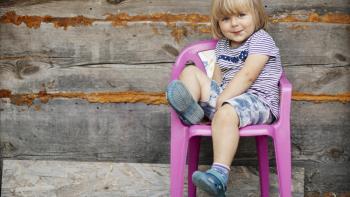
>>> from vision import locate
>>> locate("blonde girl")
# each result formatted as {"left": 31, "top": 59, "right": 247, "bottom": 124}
{"left": 166, "top": 0, "right": 282, "bottom": 195}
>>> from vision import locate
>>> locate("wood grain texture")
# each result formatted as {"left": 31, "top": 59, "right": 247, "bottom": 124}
{"left": 0, "top": 21, "right": 349, "bottom": 66}
{"left": 1, "top": 100, "right": 349, "bottom": 164}
{"left": 0, "top": 64, "right": 349, "bottom": 96}
{"left": 303, "top": 164, "right": 350, "bottom": 193}
{"left": 1, "top": 160, "right": 304, "bottom": 197}
{"left": 0, "top": 63, "right": 172, "bottom": 93}
{"left": 0, "top": 0, "right": 349, "bottom": 67}
{"left": 0, "top": 0, "right": 349, "bottom": 16}
{"left": 1, "top": 99, "right": 348, "bottom": 194}
{"left": 1, "top": 0, "right": 349, "bottom": 194}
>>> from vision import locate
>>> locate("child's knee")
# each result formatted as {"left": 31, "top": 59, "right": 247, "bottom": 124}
{"left": 180, "top": 65, "right": 196, "bottom": 78}
{"left": 213, "top": 104, "right": 239, "bottom": 126}
{"left": 184, "top": 65, "right": 198, "bottom": 71}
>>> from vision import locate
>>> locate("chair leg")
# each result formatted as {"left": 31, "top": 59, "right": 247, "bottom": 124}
{"left": 274, "top": 135, "right": 292, "bottom": 197}
{"left": 170, "top": 114, "right": 190, "bottom": 197}
{"left": 187, "top": 136, "right": 201, "bottom": 197}
{"left": 256, "top": 136, "right": 270, "bottom": 197}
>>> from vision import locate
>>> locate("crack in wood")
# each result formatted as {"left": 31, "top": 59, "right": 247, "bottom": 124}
{"left": 106, "top": 0, "right": 127, "bottom": 5}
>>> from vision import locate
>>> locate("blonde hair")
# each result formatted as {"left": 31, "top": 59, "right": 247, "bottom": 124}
{"left": 210, "top": 0, "right": 268, "bottom": 39}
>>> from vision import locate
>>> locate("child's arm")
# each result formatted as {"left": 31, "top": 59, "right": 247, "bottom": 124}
{"left": 216, "top": 54, "right": 269, "bottom": 109}
{"left": 212, "top": 64, "right": 222, "bottom": 84}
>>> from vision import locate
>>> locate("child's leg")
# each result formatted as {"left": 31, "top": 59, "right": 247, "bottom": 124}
{"left": 166, "top": 66, "right": 211, "bottom": 125}
{"left": 211, "top": 92, "right": 274, "bottom": 166}
{"left": 179, "top": 65, "right": 211, "bottom": 102}
{"left": 192, "top": 104, "right": 239, "bottom": 196}
{"left": 192, "top": 93, "right": 273, "bottom": 195}
{"left": 211, "top": 104, "right": 240, "bottom": 167}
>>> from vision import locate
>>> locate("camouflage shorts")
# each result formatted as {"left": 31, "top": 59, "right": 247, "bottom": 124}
{"left": 199, "top": 80, "right": 274, "bottom": 128}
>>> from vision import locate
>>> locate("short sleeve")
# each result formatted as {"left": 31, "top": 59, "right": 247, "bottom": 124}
{"left": 248, "top": 30, "right": 279, "bottom": 57}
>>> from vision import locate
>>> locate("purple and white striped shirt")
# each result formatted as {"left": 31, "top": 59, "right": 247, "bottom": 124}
{"left": 215, "top": 29, "right": 282, "bottom": 118}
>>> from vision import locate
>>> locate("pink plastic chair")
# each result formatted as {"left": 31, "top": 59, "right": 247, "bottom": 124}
{"left": 169, "top": 40, "right": 292, "bottom": 197}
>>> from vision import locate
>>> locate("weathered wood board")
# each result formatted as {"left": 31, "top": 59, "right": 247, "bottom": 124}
{"left": 1, "top": 99, "right": 349, "bottom": 193}
{"left": 1, "top": 160, "right": 305, "bottom": 197}
{"left": 1, "top": 100, "right": 349, "bottom": 163}
{"left": 0, "top": 20, "right": 348, "bottom": 66}
{"left": 0, "top": 0, "right": 349, "bottom": 67}
{"left": 1, "top": 0, "right": 349, "bottom": 18}
{"left": 0, "top": 64, "right": 349, "bottom": 95}
{"left": 1, "top": 0, "right": 350, "bottom": 195}
{"left": 1, "top": 0, "right": 349, "bottom": 12}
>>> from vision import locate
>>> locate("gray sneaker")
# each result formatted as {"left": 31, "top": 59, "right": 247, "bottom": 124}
{"left": 192, "top": 169, "right": 227, "bottom": 197}
{"left": 166, "top": 80, "right": 204, "bottom": 125}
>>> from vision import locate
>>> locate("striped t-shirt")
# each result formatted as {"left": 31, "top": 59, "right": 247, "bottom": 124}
{"left": 215, "top": 29, "right": 282, "bottom": 118}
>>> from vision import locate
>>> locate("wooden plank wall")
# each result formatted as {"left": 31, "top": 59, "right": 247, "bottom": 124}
{"left": 0, "top": 0, "right": 349, "bottom": 195}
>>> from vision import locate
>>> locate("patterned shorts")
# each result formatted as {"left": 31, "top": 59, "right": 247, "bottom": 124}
{"left": 199, "top": 80, "right": 274, "bottom": 128}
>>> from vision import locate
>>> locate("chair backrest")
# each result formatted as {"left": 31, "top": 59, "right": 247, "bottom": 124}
{"left": 275, "top": 72, "right": 292, "bottom": 131}
{"left": 170, "top": 39, "right": 292, "bottom": 130}
{"left": 171, "top": 40, "right": 218, "bottom": 80}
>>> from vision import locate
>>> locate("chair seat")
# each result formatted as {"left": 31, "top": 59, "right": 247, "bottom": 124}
{"left": 189, "top": 124, "right": 276, "bottom": 138}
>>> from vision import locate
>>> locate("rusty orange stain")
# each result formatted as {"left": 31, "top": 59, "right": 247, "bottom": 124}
{"left": 105, "top": 12, "right": 209, "bottom": 26}
{"left": 151, "top": 25, "right": 160, "bottom": 35}
{"left": 292, "top": 92, "right": 350, "bottom": 103}
{"left": 0, "top": 11, "right": 95, "bottom": 29}
{"left": 1, "top": 11, "right": 349, "bottom": 30}
{"left": 197, "top": 26, "right": 211, "bottom": 34}
{"left": 171, "top": 28, "right": 184, "bottom": 43}
{"left": 288, "top": 24, "right": 311, "bottom": 30}
{"left": 33, "top": 105, "right": 41, "bottom": 111}
{"left": 321, "top": 192, "right": 340, "bottom": 197}
{"left": 43, "top": 15, "right": 94, "bottom": 30}
{"left": 105, "top": 12, "right": 209, "bottom": 43}
{"left": 2, "top": 11, "right": 348, "bottom": 43}
{"left": 85, "top": 92, "right": 166, "bottom": 104}
{"left": 8, "top": 93, "right": 36, "bottom": 106}
{"left": 0, "top": 89, "right": 167, "bottom": 106}
{"left": 0, "top": 89, "right": 11, "bottom": 97}
{"left": 1, "top": 89, "right": 350, "bottom": 108}
{"left": 169, "top": 25, "right": 188, "bottom": 43}
{"left": 270, "top": 12, "right": 350, "bottom": 24}
{"left": 0, "top": 11, "right": 42, "bottom": 28}
{"left": 337, "top": 192, "right": 350, "bottom": 197}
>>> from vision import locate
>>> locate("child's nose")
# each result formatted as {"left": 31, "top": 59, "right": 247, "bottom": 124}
{"left": 231, "top": 17, "right": 238, "bottom": 26}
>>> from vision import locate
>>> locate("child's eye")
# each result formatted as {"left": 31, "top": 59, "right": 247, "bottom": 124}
{"left": 221, "top": 17, "right": 230, "bottom": 21}
{"left": 238, "top": 13, "right": 246, "bottom": 18}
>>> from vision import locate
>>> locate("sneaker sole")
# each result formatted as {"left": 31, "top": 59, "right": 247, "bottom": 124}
{"left": 166, "top": 80, "right": 194, "bottom": 112}
{"left": 166, "top": 80, "right": 204, "bottom": 125}
{"left": 192, "top": 171, "right": 219, "bottom": 196}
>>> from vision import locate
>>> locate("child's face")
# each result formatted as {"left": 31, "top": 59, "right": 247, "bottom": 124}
{"left": 218, "top": 10, "right": 256, "bottom": 47}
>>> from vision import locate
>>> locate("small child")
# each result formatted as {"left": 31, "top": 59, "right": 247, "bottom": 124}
{"left": 166, "top": 0, "right": 282, "bottom": 196}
